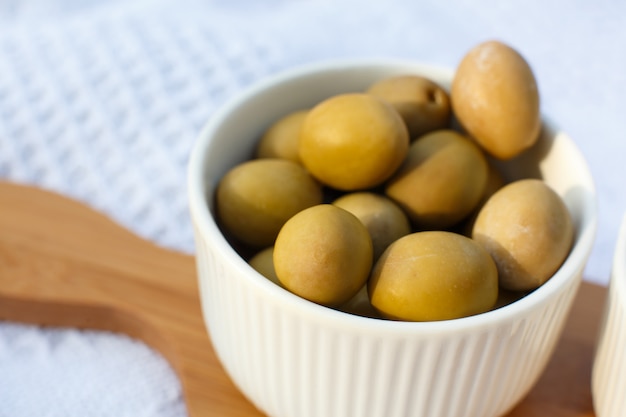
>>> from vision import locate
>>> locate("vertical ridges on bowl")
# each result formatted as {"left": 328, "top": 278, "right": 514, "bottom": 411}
{"left": 592, "top": 214, "right": 626, "bottom": 417}
{"left": 490, "top": 280, "right": 577, "bottom": 416}
{"left": 193, "top": 222, "right": 584, "bottom": 417}
{"left": 593, "top": 271, "right": 626, "bottom": 417}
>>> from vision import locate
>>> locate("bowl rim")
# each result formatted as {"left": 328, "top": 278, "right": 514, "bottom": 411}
{"left": 188, "top": 58, "right": 598, "bottom": 336}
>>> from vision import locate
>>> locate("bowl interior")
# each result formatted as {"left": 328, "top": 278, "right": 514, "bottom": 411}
{"left": 188, "top": 59, "right": 597, "bottom": 332}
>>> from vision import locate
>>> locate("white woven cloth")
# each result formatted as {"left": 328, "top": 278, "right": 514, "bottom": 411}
{"left": 0, "top": 1, "right": 624, "bottom": 415}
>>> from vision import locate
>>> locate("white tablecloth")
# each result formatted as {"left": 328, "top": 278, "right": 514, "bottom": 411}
{"left": 1, "top": 1, "right": 624, "bottom": 415}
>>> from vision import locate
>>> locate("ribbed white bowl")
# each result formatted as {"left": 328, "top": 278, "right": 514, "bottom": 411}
{"left": 592, "top": 214, "right": 626, "bottom": 417}
{"left": 188, "top": 60, "right": 597, "bottom": 417}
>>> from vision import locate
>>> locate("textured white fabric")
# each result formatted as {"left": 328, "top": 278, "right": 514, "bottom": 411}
{"left": 0, "top": 0, "right": 624, "bottom": 415}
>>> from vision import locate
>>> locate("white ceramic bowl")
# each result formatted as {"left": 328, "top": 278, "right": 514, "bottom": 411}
{"left": 592, "top": 213, "right": 626, "bottom": 417}
{"left": 188, "top": 60, "right": 597, "bottom": 417}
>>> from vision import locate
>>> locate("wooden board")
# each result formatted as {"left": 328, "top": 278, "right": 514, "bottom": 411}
{"left": 0, "top": 181, "right": 605, "bottom": 416}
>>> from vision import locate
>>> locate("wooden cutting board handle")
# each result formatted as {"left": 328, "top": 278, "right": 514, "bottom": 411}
{"left": 0, "top": 181, "right": 605, "bottom": 416}
{"left": 0, "top": 181, "right": 262, "bottom": 417}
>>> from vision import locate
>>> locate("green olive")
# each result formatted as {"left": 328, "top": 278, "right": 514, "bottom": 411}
{"left": 216, "top": 158, "right": 323, "bottom": 248}
{"left": 256, "top": 110, "right": 308, "bottom": 163}
{"left": 369, "top": 231, "right": 498, "bottom": 321}
{"left": 337, "top": 285, "right": 381, "bottom": 319}
{"left": 452, "top": 40, "right": 541, "bottom": 160}
{"left": 367, "top": 74, "right": 451, "bottom": 140}
{"left": 472, "top": 179, "right": 574, "bottom": 291}
{"left": 249, "top": 247, "right": 281, "bottom": 286}
{"left": 333, "top": 192, "right": 411, "bottom": 260}
{"left": 299, "top": 93, "right": 409, "bottom": 190}
{"left": 273, "top": 204, "right": 373, "bottom": 306}
{"left": 385, "top": 130, "right": 488, "bottom": 230}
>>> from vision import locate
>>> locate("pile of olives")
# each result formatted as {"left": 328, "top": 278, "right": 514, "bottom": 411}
{"left": 214, "top": 40, "right": 574, "bottom": 322}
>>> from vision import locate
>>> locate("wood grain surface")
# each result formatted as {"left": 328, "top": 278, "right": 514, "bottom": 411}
{"left": 0, "top": 181, "right": 606, "bottom": 416}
